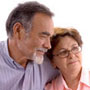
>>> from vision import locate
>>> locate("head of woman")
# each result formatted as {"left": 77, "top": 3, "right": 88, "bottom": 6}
{"left": 47, "top": 27, "right": 83, "bottom": 75}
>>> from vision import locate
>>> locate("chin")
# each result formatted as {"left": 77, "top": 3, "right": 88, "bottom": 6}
{"left": 28, "top": 51, "right": 44, "bottom": 64}
{"left": 34, "top": 55, "right": 44, "bottom": 64}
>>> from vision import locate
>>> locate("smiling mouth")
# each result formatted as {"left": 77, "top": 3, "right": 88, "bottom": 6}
{"left": 37, "top": 50, "right": 45, "bottom": 55}
{"left": 68, "top": 61, "right": 78, "bottom": 64}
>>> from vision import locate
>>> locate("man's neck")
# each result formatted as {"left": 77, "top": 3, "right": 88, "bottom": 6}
{"left": 8, "top": 39, "right": 28, "bottom": 68}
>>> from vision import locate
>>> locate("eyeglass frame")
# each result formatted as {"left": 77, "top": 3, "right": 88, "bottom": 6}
{"left": 53, "top": 45, "right": 82, "bottom": 58}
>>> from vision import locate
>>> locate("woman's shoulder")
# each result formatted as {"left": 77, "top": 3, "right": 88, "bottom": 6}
{"left": 81, "top": 67, "right": 90, "bottom": 86}
{"left": 45, "top": 75, "right": 61, "bottom": 90}
{"left": 45, "top": 77, "right": 57, "bottom": 90}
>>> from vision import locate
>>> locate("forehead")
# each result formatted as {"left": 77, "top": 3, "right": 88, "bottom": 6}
{"left": 31, "top": 13, "right": 54, "bottom": 36}
{"left": 54, "top": 36, "right": 78, "bottom": 51}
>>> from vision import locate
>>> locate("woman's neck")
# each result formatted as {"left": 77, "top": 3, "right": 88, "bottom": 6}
{"left": 62, "top": 68, "right": 82, "bottom": 90}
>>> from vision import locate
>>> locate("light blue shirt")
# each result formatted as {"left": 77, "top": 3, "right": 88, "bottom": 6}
{"left": 0, "top": 40, "right": 59, "bottom": 90}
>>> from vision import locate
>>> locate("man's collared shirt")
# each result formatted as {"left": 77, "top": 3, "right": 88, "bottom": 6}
{"left": 0, "top": 40, "right": 58, "bottom": 90}
{"left": 45, "top": 68, "right": 90, "bottom": 90}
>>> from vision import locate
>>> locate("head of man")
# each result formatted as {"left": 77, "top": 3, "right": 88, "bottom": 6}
{"left": 47, "top": 27, "right": 83, "bottom": 75}
{"left": 6, "top": 1, "right": 54, "bottom": 65}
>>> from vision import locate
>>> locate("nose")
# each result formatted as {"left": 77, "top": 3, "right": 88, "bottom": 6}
{"left": 68, "top": 51, "right": 75, "bottom": 58}
{"left": 44, "top": 38, "right": 51, "bottom": 49}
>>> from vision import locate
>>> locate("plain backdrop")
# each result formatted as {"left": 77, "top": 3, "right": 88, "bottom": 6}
{"left": 0, "top": 0, "right": 90, "bottom": 69}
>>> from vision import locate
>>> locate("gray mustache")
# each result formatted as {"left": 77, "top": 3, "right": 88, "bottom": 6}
{"left": 36, "top": 48, "right": 48, "bottom": 53}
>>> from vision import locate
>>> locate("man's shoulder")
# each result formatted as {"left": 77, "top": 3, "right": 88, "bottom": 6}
{"left": 39, "top": 55, "right": 59, "bottom": 79}
{"left": 41, "top": 55, "right": 53, "bottom": 68}
{"left": 0, "top": 40, "right": 6, "bottom": 55}
{"left": 0, "top": 40, "right": 6, "bottom": 49}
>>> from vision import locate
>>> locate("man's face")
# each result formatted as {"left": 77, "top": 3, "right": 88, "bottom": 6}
{"left": 17, "top": 13, "right": 54, "bottom": 64}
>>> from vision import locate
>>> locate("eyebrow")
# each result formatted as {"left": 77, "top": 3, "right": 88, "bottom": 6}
{"left": 58, "top": 44, "right": 78, "bottom": 51}
{"left": 72, "top": 44, "right": 78, "bottom": 47}
{"left": 39, "top": 32, "right": 50, "bottom": 36}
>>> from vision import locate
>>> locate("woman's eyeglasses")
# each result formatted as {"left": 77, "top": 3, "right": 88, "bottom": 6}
{"left": 53, "top": 46, "right": 81, "bottom": 58}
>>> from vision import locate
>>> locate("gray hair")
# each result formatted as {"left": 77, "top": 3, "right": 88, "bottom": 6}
{"left": 6, "top": 1, "right": 54, "bottom": 37}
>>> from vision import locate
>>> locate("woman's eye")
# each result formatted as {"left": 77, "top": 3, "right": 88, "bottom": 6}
{"left": 72, "top": 47, "right": 78, "bottom": 51}
{"left": 60, "top": 50, "right": 67, "bottom": 55}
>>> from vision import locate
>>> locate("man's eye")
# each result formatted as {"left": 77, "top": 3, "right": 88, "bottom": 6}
{"left": 40, "top": 35, "right": 47, "bottom": 38}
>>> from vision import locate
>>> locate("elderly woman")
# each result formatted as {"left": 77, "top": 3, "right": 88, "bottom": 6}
{"left": 45, "top": 28, "right": 90, "bottom": 90}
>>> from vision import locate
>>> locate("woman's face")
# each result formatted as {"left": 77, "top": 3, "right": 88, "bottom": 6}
{"left": 52, "top": 36, "right": 82, "bottom": 74}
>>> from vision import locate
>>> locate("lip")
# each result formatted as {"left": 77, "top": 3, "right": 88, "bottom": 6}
{"left": 68, "top": 60, "right": 78, "bottom": 65}
{"left": 37, "top": 50, "right": 45, "bottom": 55}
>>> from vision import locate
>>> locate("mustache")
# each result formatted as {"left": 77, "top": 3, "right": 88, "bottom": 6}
{"left": 36, "top": 48, "right": 48, "bottom": 53}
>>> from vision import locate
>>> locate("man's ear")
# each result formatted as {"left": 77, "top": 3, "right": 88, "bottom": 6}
{"left": 13, "top": 22, "right": 25, "bottom": 40}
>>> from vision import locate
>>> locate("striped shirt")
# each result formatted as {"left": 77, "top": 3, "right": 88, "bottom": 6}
{"left": 0, "top": 40, "right": 59, "bottom": 90}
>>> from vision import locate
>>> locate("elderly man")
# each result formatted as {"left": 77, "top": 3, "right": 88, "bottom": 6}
{"left": 0, "top": 1, "right": 58, "bottom": 90}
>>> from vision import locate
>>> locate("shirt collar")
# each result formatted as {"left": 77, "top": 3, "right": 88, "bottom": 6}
{"left": 80, "top": 68, "right": 90, "bottom": 87}
{"left": 5, "top": 39, "right": 14, "bottom": 62}
{"left": 57, "top": 68, "right": 90, "bottom": 89}
{"left": 57, "top": 73, "right": 70, "bottom": 89}
{"left": 4, "top": 39, "right": 24, "bottom": 69}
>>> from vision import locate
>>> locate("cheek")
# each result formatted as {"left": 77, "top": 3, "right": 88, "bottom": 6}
{"left": 76, "top": 53, "right": 82, "bottom": 63}
{"left": 34, "top": 40, "right": 43, "bottom": 48}
{"left": 33, "top": 37, "right": 44, "bottom": 47}
{"left": 53, "top": 58, "right": 67, "bottom": 69}
{"left": 26, "top": 37, "right": 39, "bottom": 49}
{"left": 79, "top": 55, "right": 82, "bottom": 64}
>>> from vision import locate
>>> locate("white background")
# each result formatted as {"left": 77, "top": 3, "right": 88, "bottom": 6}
{"left": 0, "top": 0, "right": 90, "bottom": 69}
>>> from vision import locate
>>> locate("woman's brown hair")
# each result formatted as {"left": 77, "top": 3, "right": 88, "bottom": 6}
{"left": 47, "top": 27, "right": 83, "bottom": 60}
